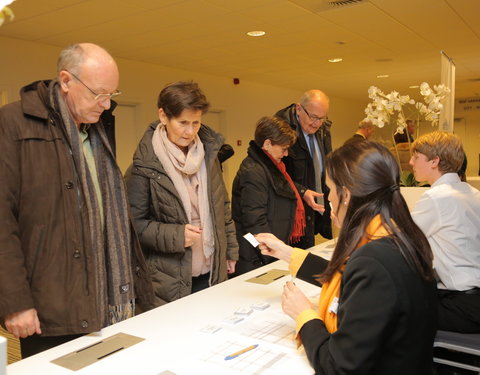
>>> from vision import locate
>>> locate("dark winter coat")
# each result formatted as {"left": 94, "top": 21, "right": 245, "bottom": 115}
{"left": 0, "top": 80, "right": 153, "bottom": 336}
{"left": 232, "top": 141, "right": 298, "bottom": 274}
{"left": 125, "top": 121, "right": 238, "bottom": 306}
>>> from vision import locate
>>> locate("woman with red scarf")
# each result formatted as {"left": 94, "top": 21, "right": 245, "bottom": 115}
{"left": 231, "top": 116, "right": 306, "bottom": 275}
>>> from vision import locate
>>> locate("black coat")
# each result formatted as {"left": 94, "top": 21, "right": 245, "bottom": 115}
{"left": 232, "top": 141, "right": 298, "bottom": 274}
{"left": 297, "top": 237, "right": 437, "bottom": 375}
{"left": 343, "top": 133, "right": 366, "bottom": 145}
{"left": 275, "top": 104, "right": 332, "bottom": 246}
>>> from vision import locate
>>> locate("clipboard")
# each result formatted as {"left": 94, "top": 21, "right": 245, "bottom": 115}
{"left": 245, "top": 269, "right": 289, "bottom": 285}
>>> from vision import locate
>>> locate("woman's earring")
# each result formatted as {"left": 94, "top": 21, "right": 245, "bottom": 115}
{"left": 344, "top": 201, "right": 347, "bottom": 205}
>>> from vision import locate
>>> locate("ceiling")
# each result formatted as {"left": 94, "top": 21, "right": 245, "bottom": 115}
{"left": 1, "top": 0, "right": 480, "bottom": 101}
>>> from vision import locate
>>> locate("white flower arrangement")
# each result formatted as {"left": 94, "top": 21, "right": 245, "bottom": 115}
{"left": 0, "top": 0, "right": 15, "bottom": 27}
{"left": 363, "top": 82, "right": 450, "bottom": 134}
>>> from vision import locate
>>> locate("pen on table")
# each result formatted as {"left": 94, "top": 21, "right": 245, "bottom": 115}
{"left": 224, "top": 344, "right": 258, "bottom": 360}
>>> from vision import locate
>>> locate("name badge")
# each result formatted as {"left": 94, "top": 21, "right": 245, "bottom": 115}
{"left": 328, "top": 296, "right": 339, "bottom": 314}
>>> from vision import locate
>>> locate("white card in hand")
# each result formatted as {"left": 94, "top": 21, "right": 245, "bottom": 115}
{"left": 243, "top": 233, "right": 259, "bottom": 247}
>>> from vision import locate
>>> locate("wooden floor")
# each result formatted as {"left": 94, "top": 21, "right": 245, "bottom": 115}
{"left": 0, "top": 327, "right": 22, "bottom": 364}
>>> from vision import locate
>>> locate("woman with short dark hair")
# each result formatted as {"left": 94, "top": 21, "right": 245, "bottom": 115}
{"left": 232, "top": 116, "right": 305, "bottom": 275}
{"left": 256, "top": 141, "right": 437, "bottom": 374}
{"left": 125, "top": 81, "right": 238, "bottom": 306}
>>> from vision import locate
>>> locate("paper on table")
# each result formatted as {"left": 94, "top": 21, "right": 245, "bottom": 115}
{"left": 243, "top": 233, "right": 259, "bottom": 247}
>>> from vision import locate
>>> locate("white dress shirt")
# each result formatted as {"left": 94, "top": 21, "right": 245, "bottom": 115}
{"left": 411, "top": 173, "right": 480, "bottom": 290}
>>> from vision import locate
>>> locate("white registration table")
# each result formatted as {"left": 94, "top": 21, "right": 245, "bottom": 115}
{"left": 7, "top": 241, "right": 335, "bottom": 375}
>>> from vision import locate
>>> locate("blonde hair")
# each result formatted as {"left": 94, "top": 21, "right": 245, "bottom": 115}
{"left": 412, "top": 131, "right": 464, "bottom": 174}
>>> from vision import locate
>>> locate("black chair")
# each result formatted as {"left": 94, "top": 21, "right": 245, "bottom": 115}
{"left": 434, "top": 330, "right": 480, "bottom": 373}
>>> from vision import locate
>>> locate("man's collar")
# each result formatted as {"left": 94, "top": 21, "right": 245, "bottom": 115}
{"left": 432, "top": 172, "right": 461, "bottom": 187}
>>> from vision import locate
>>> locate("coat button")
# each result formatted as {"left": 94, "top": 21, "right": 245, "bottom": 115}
{"left": 80, "top": 320, "right": 88, "bottom": 328}
{"left": 73, "top": 250, "right": 81, "bottom": 259}
{"left": 65, "top": 181, "right": 74, "bottom": 189}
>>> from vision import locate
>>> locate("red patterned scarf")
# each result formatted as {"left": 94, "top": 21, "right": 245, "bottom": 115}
{"left": 264, "top": 151, "right": 306, "bottom": 243}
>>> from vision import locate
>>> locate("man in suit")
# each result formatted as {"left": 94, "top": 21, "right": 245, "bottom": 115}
{"left": 275, "top": 90, "right": 332, "bottom": 248}
{"left": 394, "top": 119, "right": 416, "bottom": 144}
{"left": 344, "top": 120, "right": 375, "bottom": 144}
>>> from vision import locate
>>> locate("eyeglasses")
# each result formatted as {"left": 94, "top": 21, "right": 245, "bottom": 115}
{"left": 68, "top": 71, "right": 121, "bottom": 101}
{"left": 301, "top": 105, "right": 328, "bottom": 124}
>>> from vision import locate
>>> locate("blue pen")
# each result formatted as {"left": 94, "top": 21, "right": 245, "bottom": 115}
{"left": 224, "top": 344, "right": 258, "bottom": 360}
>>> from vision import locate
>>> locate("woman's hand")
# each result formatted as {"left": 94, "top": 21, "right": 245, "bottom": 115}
{"left": 281, "top": 281, "right": 315, "bottom": 320}
{"left": 184, "top": 224, "right": 202, "bottom": 247}
{"left": 255, "top": 233, "right": 293, "bottom": 263}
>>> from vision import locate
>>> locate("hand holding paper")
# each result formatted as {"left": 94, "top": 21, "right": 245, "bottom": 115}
{"left": 254, "top": 233, "right": 293, "bottom": 263}
{"left": 243, "top": 233, "right": 259, "bottom": 247}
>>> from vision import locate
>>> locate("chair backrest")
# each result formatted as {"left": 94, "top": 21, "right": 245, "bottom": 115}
{"left": 434, "top": 330, "right": 480, "bottom": 373}
{"left": 389, "top": 143, "right": 413, "bottom": 172}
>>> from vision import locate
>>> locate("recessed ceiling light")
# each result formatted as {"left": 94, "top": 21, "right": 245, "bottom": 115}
{"left": 409, "top": 85, "right": 419, "bottom": 89}
{"left": 377, "top": 74, "right": 389, "bottom": 78}
{"left": 247, "top": 31, "right": 266, "bottom": 37}
{"left": 328, "top": 58, "right": 343, "bottom": 63}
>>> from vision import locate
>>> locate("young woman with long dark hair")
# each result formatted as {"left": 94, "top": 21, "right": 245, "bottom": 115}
{"left": 256, "top": 141, "right": 437, "bottom": 375}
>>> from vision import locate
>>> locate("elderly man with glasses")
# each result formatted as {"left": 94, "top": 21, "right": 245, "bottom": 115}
{"left": 0, "top": 43, "right": 153, "bottom": 358}
{"left": 274, "top": 90, "right": 333, "bottom": 249}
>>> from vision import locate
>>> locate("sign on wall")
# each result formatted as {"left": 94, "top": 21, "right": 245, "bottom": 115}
{"left": 456, "top": 97, "right": 480, "bottom": 112}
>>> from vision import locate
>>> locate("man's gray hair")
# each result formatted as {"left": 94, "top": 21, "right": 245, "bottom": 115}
{"left": 299, "top": 89, "right": 330, "bottom": 107}
{"left": 358, "top": 120, "right": 374, "bottom": 129}
{"left": 57, "top": 44, "right": 85, "bottom": 76}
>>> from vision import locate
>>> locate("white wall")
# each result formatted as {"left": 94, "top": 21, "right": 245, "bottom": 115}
{"left": 453, "top": 107, "right": 480, "bottom": 177}
{"left": 0, "top": 36, "right": 368, "bottom": 192}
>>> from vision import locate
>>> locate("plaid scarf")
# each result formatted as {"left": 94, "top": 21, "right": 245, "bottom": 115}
{"left": 50, "top": 81, "right": 134, "bottom": 326}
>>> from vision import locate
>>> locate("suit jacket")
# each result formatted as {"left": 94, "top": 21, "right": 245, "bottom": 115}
{"left": 343, "top": 132, "right": 366, "bottom": 145}
{"left": 275, "top": 104, "right": 332, "bottom": 246}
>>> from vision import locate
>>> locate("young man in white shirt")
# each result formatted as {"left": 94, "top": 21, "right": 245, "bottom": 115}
{"left": 410, "top": 131, "right": 480, "bottom": 333}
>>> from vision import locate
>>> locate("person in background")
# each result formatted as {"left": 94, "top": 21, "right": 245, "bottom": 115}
{"left": 232, "top": 116, "right": 305, "bottom": 275}
{"left": 394, "top": 119, "right": 416, "bottom": 144}
{"left": 256, "top": 141, "right": 437, "bottom": 375}
{"left": 343, "top": 119, "right": 375, "bottom": 144}
{"left": 218, "top": 143, "right": 234, "bottom": 165}
{"left": 218, "top": 143, "right": 234, "bottom": 171}
{"left": 410, "top": 131, "right": 480, "bottom": 333}
{"left": 125, "top": 81, "right": 238, "bottom": 307}
{"left": 0, "top": 43, "right": 153, "bottom": 358}
{"left": 274, "top": 90, "right": 332, "bottom": 248}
